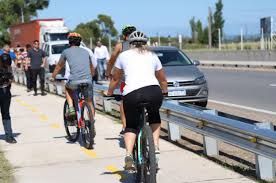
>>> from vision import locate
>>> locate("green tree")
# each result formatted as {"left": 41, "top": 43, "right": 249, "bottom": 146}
{"left": 75, "top": 20, "right": 101, "bottom": 45}
{"left": 196, "top": 20, "right": 204, "bottom": 43}
{"left": 189, "top": 17, "right": 197, "bottom": 42}
{"left": 212, "top": 0, "right": 225, "bottom": 47}
{"left": 74, "top": 14, "right": 118, "bottom": 46}
{"left": 0, "top": 0, "right": 49, "bottom": 46}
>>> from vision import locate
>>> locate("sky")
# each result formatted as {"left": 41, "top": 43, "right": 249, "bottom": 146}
{"left": 37, "top": 0, "right": 276, "bottom": 37}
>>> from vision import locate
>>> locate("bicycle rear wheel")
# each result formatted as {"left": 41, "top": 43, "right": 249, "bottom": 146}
{"left": 63, "top": 100, "right": 79, "bottom": 142}
{"left": 140, "top": 125, "right": 157, "bottom": 183}
{"left": 81, "top": 102, "right": 95, "bottom": 149}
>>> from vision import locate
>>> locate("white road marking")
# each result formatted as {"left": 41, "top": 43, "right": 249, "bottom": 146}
{"left": 269, "top": 84, "right": 276, "bottom": 87}
{"left": 209, "top": 99, "right": 276, "bottom": 116}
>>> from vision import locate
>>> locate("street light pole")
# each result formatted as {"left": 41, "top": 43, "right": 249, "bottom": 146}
{"left": 21, "top": 7, "right": 24, "bottom": 23}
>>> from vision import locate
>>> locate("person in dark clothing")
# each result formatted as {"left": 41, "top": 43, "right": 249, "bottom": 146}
{"left": 28, "top": 40, "right": 47, "bottom": 96}
{"left": 0, "top": 52, "right": 17, "bottom": 143}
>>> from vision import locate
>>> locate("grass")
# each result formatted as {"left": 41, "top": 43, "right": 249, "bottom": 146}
{"left": 0, "top": 150, "right": 14, "bottom": 183}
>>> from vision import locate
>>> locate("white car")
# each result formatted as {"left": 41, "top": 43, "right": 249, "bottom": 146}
{"left": 42, "top": 41, "right": 94, "bottom": 75}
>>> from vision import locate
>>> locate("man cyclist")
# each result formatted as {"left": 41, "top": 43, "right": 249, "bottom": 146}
{"left": 105, "top": 31, "right": 168, "bottom": 170}
{"left": 106, "top": 25, "right": 136, "bottom": 135}
{"left": 51, "top": 32, "right": 95, "bottom": 117}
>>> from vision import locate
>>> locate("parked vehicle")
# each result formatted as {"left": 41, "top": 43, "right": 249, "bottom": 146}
{"left": 42, "top": 40, "right": 87, "bottom": 74}
{"left": 150, "top": 46, "right": 208, "bottom": 107}
{"left": 10, "top": 18, "right": 69, "bottom": 47}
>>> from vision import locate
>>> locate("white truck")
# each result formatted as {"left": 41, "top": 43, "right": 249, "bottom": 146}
{"left": 10, "top": 18, "right": 69, "bottom": 47}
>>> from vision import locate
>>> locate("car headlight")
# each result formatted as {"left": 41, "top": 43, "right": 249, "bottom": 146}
{"left": 194, "top": 76, "right": 206, "bottom": 85}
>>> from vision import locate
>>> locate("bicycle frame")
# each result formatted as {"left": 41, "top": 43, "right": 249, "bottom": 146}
{"left": 72, "top": 90, "right": 85, "bottom": 129}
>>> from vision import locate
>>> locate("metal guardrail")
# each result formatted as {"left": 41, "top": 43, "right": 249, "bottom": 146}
{"left": 13, "top": 69, "right": 276, "bottom": 182}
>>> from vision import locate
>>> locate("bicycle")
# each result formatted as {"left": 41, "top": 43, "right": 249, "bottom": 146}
{"left": 55, "top": 77, "right": 95, "bottom": 149}
{"left": 104, "top": 94, "right": 157, "bottom": 183}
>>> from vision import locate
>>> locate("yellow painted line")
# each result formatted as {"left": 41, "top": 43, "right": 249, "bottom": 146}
{"left": 80, "top": 147, "right": 97, "bottom": 158}
{"left": 50, "top": 123, "right": 61, "bottom": 129}
{"left": 15, "top": 99, "right": 22, "bottom": 103}
{"left": 28, "top": 107, "right": 38, "bottom": 113}
{"left": 39, "top": 114, "right": 48, "bottom": 122}
{"left": 105, "top": 165, "right": 125, "bottom": 180}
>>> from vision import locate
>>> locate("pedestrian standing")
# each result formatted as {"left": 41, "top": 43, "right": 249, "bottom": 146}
{"left": 27, "top": 40, "right": 47, "bottom": 96}
{"left": 0, "top": 52, "right": 17, "bottom": 143}
{"left": 22, "top": 44, "right": 33, "bottom": 92}
{"left": 94, "top": 41, "right": 110, "bottom": 80}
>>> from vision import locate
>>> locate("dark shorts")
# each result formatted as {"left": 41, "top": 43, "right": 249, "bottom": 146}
{"left": 65, "top": 81, "right": 93, "bottom": 99}
{"left": 123, "top": 85, "right": 163, "bottom": 133}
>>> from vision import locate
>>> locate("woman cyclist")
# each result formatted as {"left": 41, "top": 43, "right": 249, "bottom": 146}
{"left": 105, "top": 31, "right": 168, "bottom": 170}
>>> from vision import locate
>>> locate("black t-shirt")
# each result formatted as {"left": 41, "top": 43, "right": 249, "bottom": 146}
{"left": 0, "top": 53, "right": 13, "bottom": 86}
{"left": 27, "top": 48, "right": 46, "bottom": 69}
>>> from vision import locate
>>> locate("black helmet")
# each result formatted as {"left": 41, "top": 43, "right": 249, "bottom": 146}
{"left": 122, "top": 25, "right": 136, "bottom": 36}
{"left": 68, "top": 32, "right": 82, "bottom": 46}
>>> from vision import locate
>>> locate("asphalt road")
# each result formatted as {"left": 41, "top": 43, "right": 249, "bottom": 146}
{"left": 201, "top": 68, "right": 276, "bottom": 112}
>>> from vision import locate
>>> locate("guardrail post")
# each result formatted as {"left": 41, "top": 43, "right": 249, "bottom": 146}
{"left": 56, "top": 82, "right": 64, "bottom": 96}
{"left": 255, "top": 122, "right": 276, "bottom": 181}
{"left": 103, "top": 99, "right": 112, "bottom": 113}
{"left": 166, "top": 101, "right": 181, "bottom": 141}
{"left": 203, "top": 109, "right": 219, "bottom": 156}
{"left": 168, "top": 122, "right": 181, "bottom": 141}
{"left": 48, "top": 82, "right": 56, "bottom": 93}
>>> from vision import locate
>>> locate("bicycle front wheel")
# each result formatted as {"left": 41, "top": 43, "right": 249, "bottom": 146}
{"left": 63, "top": 100, "right": 79, "bottom": 142}
{"left": 141, "top": 125, "right": 157, "bottom": 183}
{"left": 81, "top": 102, "right": 95, "bottom": 149}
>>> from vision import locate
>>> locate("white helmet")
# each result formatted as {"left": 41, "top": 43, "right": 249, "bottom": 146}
{"left": 128, "top": 31, "right": 148, "bottom": 44}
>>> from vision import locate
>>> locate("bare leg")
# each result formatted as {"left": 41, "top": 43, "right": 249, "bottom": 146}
{"left": 65, "top": 88, "right": 74, "bottom": 107}
{"left": 124, "top": 132, "right": 136, "bottom": 155}
{"left": 150, "top": 123, "right": 161, "bottom": 149}
{"left": 120, "top": 102, "right": 126, "bottom": 129}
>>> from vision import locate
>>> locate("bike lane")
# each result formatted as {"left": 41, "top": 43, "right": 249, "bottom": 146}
{"left": 0, "top": 85, "right": 255, "bottom": 183}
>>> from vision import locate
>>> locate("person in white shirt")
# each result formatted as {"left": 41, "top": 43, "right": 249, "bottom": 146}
{"left": 94, "top": 41, "right": 110, "bottom": 80}
{"left": 105, "top": 31, "right": 168, "bottom": 170}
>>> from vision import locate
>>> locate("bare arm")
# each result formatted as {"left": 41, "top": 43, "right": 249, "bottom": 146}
{"left": 155, "top": 68, "right": 168, "bottom": 93}
{"left": 106, "top": 43, "right": 122, "bottom": 77}
{"left": 52, "top": 57, "right": 65, "bottom": 78}
{"left": 90, "top": 61, "right": 95, "bottom": 77}
{"left": 107, "top": 67, "right": 123, "bottom": 95}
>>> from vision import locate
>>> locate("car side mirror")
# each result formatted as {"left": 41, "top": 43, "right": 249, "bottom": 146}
{"left": 193, "top": 60, "right": 200, "bottom": 66}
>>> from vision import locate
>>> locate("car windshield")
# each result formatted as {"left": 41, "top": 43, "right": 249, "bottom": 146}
{"left": 51, "top": 44, "right": 69, "bottom": 54}
{"left": 49, "top": 33, "right": 68, "bottom": 41}
{"left": 152, "top": 50, "right": 193, "bottom": 66}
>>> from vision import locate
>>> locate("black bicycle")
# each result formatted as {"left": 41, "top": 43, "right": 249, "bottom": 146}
{"left": 104, "top": 94, "right": 157, "bottom": 183}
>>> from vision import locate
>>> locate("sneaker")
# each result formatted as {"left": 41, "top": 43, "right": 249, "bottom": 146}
{"left": 155, "top": 149, "right": 160, "bottom": 170}
{"left": 5, "top": 136, "right": 17, "bottom": 144}
{"left": 124, "top": 155, "right": 136, "bottom": 172}
{"left": 41, "top": 92, "right": 47, "bottom": 96}
{"left": 66, "top": 107, "right": 76, "bottom": 119}
{"left": 34, "top": 92, "right": 38, "bottom": 96}
{"left": 27, "top": 89, "right": 31, "bottom": 92}
{"left": 120, "top": 128, "right": 125, "bottom": 135}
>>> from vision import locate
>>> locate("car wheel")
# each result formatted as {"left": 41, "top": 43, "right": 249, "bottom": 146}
{"left": 195, "top": 101, "right": 208, "bottom": 108}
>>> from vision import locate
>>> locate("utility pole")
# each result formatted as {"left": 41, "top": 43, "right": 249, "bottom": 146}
{"left": 158, "top": 32, "right": 161, "bottom": 46}
{"left": 21, "top": 7, "right": 24, "bottom": 23}
{"left": 179, "top": 34, "right": 182, "bottom": 50}
{"left": 218, "top": 28, "right": 221, "bottom": 50}
{"left": 261, "top": 28, "right": 264, "bottom": 50}
{"left": 240, "top": 28, "right": 244, "bottom": 51}
{"left": 89, "top": 37, "right": 93, "bottom": 50}
{"left": 208, "top": 7, "right": 212, "bottom": 49}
